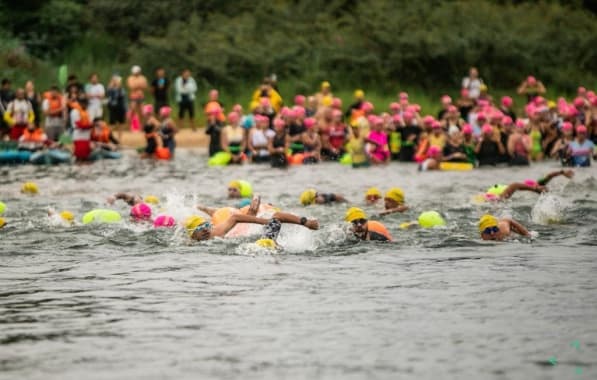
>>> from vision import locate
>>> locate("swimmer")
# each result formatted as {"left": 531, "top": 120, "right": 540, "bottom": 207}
{"left": 106, "top": 192, "right": 143, "bottom": 206}
{"left": 227, "top": 180, "right": 253, "bottom": 199}
{"left": 198, "top": 195, "right": 262, "bottom": 217}
{"left": 379, "top": 188, "right": 408, "bottom": 215}
{"left": 479, "top": 214, "right": 530, "bottom": 241}
{"left": 300, "top": 189, "right": 346, "bottom": 206}
{"left": 185, "top": 211, "right": 319, "bottom": 242}
{"left": 345, "top": 207, "right": 392, "bottom": 241}
{"left": 486, "top": 169, "right": 574, "bottom": 201}
{"left": 365, "top": 187, "right": 382, "bottom": 205}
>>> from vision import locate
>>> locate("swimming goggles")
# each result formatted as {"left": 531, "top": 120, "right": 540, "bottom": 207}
{"left": 351, "top": 218, "right": 368, "bottom": 226}
{"left": 482, "top": 226, "right": 499, "bottom": 235}
{"left": 194, "top": 222, "right": 212, "bottom": 234}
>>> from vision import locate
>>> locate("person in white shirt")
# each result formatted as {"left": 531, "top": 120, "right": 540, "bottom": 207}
{"left": 174, "top": 69, "right": 197, "bottom": 130}
{"left": 85, "top": 73, "right": 105, "bottom": 120}
{"left": 461, "top": 67, "right": 483, "bottom": 100}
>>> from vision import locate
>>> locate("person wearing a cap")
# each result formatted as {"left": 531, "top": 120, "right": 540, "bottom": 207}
{"left": 106, "top": 192, "right": 143, "bottom": 206}
{"left": 475, "top": 124, "right": 505, "bottom": 166}
{"left": 364, "top": 187, "right": 382, "bottom": 205}
{"left": 379, "top": 188, "right": 408, "bottom": 215}
{"left": 481, "top": 169, "right": 573, "bottom": 202}
{"left": 345, "top": 89, "right": 365, "bottom": 122}
{"left": 461, "top": 67, "right": 483, "bottom": 100}
{"left": 185, "top": 210, "right": 319, "bottom": 242}
{"left": 345, "top": 207, "right": 392, "bottom": 242}
{"left": 568, "top": 125, "right": 595, "bottom": 167}
{"left": 517, "top": 75, "right": 546, "bottom": 104}
{"left": 299, "top": 189, "right": 346, "bottom": 206}
{"left": 315, "top": 81, "right": 333, "bottom": 109}
{"left": 478, "top": 214, "right": 529, "bottom": 241}
{"left": 126, "top": 65, "right": 148, "bottom": 124}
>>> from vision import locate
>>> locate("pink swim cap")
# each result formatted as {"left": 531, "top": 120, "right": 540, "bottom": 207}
{"left": 482, "top": 124, "right": 494, "bottom": 134}
{"left": 280, "top": 107, "right": 291, "bottom": 117}
{"left": 332, "top": 109, "right": 343, "bottom": 119}
{"left": 294, "top": 94, "right": 306, "bottom": 106}
{"left": 130, "top": 203, "right": 152, "bottom": 221}
{"left": 527, "top": 76, "right": 537, "bottom": 85}
{"left": 399, "top": 98, "right": 409, "bottom": 106}
{"left": 259, "top": 97, "right": 270, "bottom": 107}
{"left": 273, "top": 117, "right": 285, "bottom": 129}
{"left": 577, "top": 125, "right": 587, "bottom": 134}
{"left": 515, "top": 120, "right": 526, "bottom": 129}
{"left": 524, "top": 179, "right": 538, "bottom": 187}
{"left": 447, "top": 105, "right": 458, "bottom": 113}
{"left": 153, "top": 215, "right": 175, "bottom": 228}
{"left": 232, "top": 104, "right": 243, "bottom": 113}
{"left": 533, "top": 96, "right": 545, "bottom": 106}
{"left": 427, "top": 145, "right": 441, "bottom": 156}
{"left": 441, "top": 95, "right": 452, "bottom": 104}
{"left": 361, "top": 101, "right": 374, "bottom": 112}
{"left": 462, "top": 124, "right": 473, "bottom": 134}
{"left": 501, "top": 96, "right": 513, "bottom": 107}
{"left": 423, "top": 115, "right": 435, "bottom": 125}
{"left": 431, "top": 120, "right": 442, "bottom": 129}
{"left": 390, "top": 102, "right": 400, "bottom": 111}
{"left": 476, "top": 112, "right": 487, "bottom": 121}
{"left": 403, "top": 110, "right": 414, "bottom": 121}
{"left": 332, "top": 97, "right": 342, "bottom": 108}
{"left": 142, "top": 104, "right": 154, "bottom": 115}
{"left": 477, "top": 99, "right": 490, "bottom": 108}
{"left": 159, "top": 106, "right": 172, "bottom": 117}
{"left": 567, "top": 106, "right": 578, "bottom": 117}
{"left": 392, "top": 114, "right": 402, "bottom": 124}
{"left": 304, "top": 117, "right": 316, "bottom": 129}
{"left": 591, "top": 97, "right": 597, "bottom": 107}
{"left": 460, "top": 88, "right": 469, "bottom": 97}
{"left": 227, "top": 112, "right": 239, "bottom": 123}
{"left": 561, "top": 121, "right": 573, "bottom": 131}
{"left": 501, "top": 116, "right": 513, "bottom": 126}
{"left": 399, "top": 91, "right": 408, "bottom": 100}
{"left": 573, "top": 97, "right": 585, "bottom": 108}
{"left": 293, "top": 105, "right": 306, "bottom": 118}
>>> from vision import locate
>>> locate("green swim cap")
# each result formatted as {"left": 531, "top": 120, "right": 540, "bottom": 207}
{"left": 418, "top": 211, "right": 446, "bottom": 228}
{"left": 0, "top": 201, "right": 5, "bottom": 215}
{"left": 486, "top": 184, "right": 508, "bottom": 196}
{"left": 82, "top": 209, "right": 122, "bottom": 224}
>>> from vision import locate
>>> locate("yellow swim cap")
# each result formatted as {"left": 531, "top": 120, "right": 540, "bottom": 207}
{"left": 547, "top": 100, "right": 556, "bottom": 109}
{"left": 21, "top": 182, "right": 39, "bottom": 195}
{"left": 345, "top": 207, "right": 367, "bottom": 222}
{"left": 228, "top": 180, "right": 241, "bottom": 190}
{"left": 365, "top": 187, "right": 381, "bottom": 198}
{"left": 255, "top": 238, "right": 276, "bottom": 249}
{"left": 0, "top": 217, "right": 5, "bottom": 228}
{"left": 300, "top": 189, "right": 317, "bottom": 206}
{"left": 354, "top": 89, "right": 364, "bottom": 99}
{"left": 59, "top": 211, "right": 74, "bottom": 223}
{"left": 479, "top": 214, "right": 498, "bottom": 233}
{"left": 321, "top": 81, "right": 331, "bottom": 89}
{"left": 144, "top": 195, "right": 159, "bottom": 205}
{"left": 184, "top": 215, "right": 206, "bottom": 235}
{"left": 385, "top": 188, "right": 405, "bottom": 204}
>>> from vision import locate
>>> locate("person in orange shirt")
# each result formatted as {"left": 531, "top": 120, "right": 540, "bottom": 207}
{"left": 126, "top": 65, "right": 148, "bottom": 127}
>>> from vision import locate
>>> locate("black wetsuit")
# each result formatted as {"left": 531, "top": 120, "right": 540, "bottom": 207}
{"left": 270, "top": 132, "right": 287, "bottom": 168}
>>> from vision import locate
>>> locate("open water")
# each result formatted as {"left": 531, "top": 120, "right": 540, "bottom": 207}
{"left": 1, "top": 151, "right": 596, "bottom": 379}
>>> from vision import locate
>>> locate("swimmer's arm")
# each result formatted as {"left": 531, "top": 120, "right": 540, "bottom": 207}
{"left": 333, "top": 194, "right": 347, "bottom": 202}
{"left": 538, "top": 169, "right": 574, "bottom": 185}
{"left": 379, "top": 205, "right": 409, "bottom": 215}
{"left": 107, "top": 192, "right": 140, "bottom": 206}
{"left": 212, "top": 214, "right": 270, "bottom": 237}
{"left": 271, "top": 212, "right": 319, "bottom": 230}
{"left": 196, "top": 205, "right": 217, "bottom": 216}
{"left": 500, "top": 183, "right": 546, "bottom": 200}
{"left": 506, "top": 219, "right": 530, "bottom": 237}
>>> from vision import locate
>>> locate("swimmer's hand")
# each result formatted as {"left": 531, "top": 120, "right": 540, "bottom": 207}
{"left": 304, "top": 219, "right": 319, "bottom": 230}
{"left": 562, "top": 169, "right": 574, "bottom": 179}
{"left": 535, "top": 185, "right": 547, "bottom": 193}
{"left": 248, "top": 196, "right": 261, "bottom": 216}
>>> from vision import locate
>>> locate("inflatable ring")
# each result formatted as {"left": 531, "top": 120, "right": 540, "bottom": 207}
{"left": 208, "top": 151, "right": 232, "bottom": 166}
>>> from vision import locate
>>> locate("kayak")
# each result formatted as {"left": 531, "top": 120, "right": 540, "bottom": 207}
{"left": 30, "top": 149, "right": 72, "bottom": 165}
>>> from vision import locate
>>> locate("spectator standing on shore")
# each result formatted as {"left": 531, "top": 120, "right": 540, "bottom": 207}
{"left": 174, "top": 69, "right": 197, "bottom": 131}
{"left": 0, "top": 79, "right": 15, "bottom": 139}
{"left": 85, "top": 73, "right": 105, "bottom": 120}
{"left": 126, "top": 65, "right": 148, "bottom": 128}
{"left": 3, "top": 88, "right": 34, "bottom": 140}
{"left": 517, "top": 75, "right": 546, "bottom": 104}
{"left": 151, "top": 67, "right": 169, "bottom": 114}
{"left": 42, "top": 85, "right": 66, "bottom": 142}
{"left": 24, "top": 81, "right": 41, "bottom": 127}
{"left": 461, "top": 67, "right": 483, "bottom": 100}
{"left": 106, "top": 75, "right": 127, "bottom": 140}
{"left": 65, "top": 75, "right": 84, "bottom": 95}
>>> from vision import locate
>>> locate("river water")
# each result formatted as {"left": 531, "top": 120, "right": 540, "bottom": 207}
{"left": 1, "top": 151, "right": 596, "bottom": 380}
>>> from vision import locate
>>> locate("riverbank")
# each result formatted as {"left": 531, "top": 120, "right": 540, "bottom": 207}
{"left": 118, "top": 128, "right": 209, "bottom": 148}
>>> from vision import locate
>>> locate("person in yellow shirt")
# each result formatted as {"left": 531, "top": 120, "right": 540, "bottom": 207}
{"left": 250, "top": 78, "right": 283, "bottom": 113}
{"left": 315, "top": 81, "right": 334, "bottom": 109}
{"left": 346, "top": 124, "right": 369, "bottom": 168}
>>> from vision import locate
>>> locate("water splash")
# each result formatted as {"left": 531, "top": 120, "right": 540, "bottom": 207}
{"left": 531, "top": 194, "right": 567, "bottom": 224}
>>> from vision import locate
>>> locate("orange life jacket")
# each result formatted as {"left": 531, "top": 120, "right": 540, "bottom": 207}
{"left": 21, "top": 128, "right": 45, "bottom": 143}
{"left": 91, "top": 123, "right": 111, "bottom": 143}
{"left": 75, "top": 108, "right": 91, "bottom": 129}
{"left": 44, "top": 92, "right": 63, "bottom": 117}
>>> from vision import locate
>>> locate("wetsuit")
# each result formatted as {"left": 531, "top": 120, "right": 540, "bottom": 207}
{"left": 288, "top": 122, "right": 306, "bottom": 154}
{"left": 160, "top": 121, "right": 175, "bottom": 154}
{"left": 144, "top": 123, "right": 157, "bottom": 155}
{"left": 400, "top": 124, "right": 420, "bottom": 162}
{"left": 206, "top": 121, "right": 223, "bottom": 157}
{"left": 270, "top": 131, "right": 287, "bottom": 168}
{"left": 318, "top": 193, "right": 337, "bottom": 204}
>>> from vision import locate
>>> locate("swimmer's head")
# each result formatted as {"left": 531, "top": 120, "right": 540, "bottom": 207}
{"left": 21, "top": 182, "right": 39, "bottom": 195}
{"left": 486, "top": 184, "right": 507, "bottom": 197}
{"left": 255, "top": 238, "right": 276, "bottom": 249}
{"left": 523, "top": 179, "right": 538, "bottom": 188}
{"left": 59, "top": 211, "right": 74, "bottom": 224}
{"left": 300, "top": 189, "right": 317, "bottom": 206}
{"left": 130, "top": 203, "right": 152, "bottom": 221}
{"left": 479, "top": 214, "right": 500, "bottom": 239}
{"left": 365, "top": 187, "right": 382, "bottom": 204}
{"left": 153, "top": 215, "right": 176, "bottom": 228}
{"left": 144, "top": 195, "right": 160, "bottom": 205}
{"left": 0, "top": 217, "right": 6, "bottom": 229}
{"left": 384, "top": 188, "right": 405, "bottom": 209}
{"left": 184, "top": 215, "right": 212, "bottom": 241}
{"left": 228, "top": 180, "right": 242, "bottom": 198}
{"left": 142, "top": 104, "right": 154, "bottom": 116}
{"left": 345, "top": 207, "right": 368, "bottom": 238}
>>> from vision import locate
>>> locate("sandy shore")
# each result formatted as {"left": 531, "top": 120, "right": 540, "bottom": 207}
{"left": 118, "top": 128, "right": 209, "bottom": 148}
